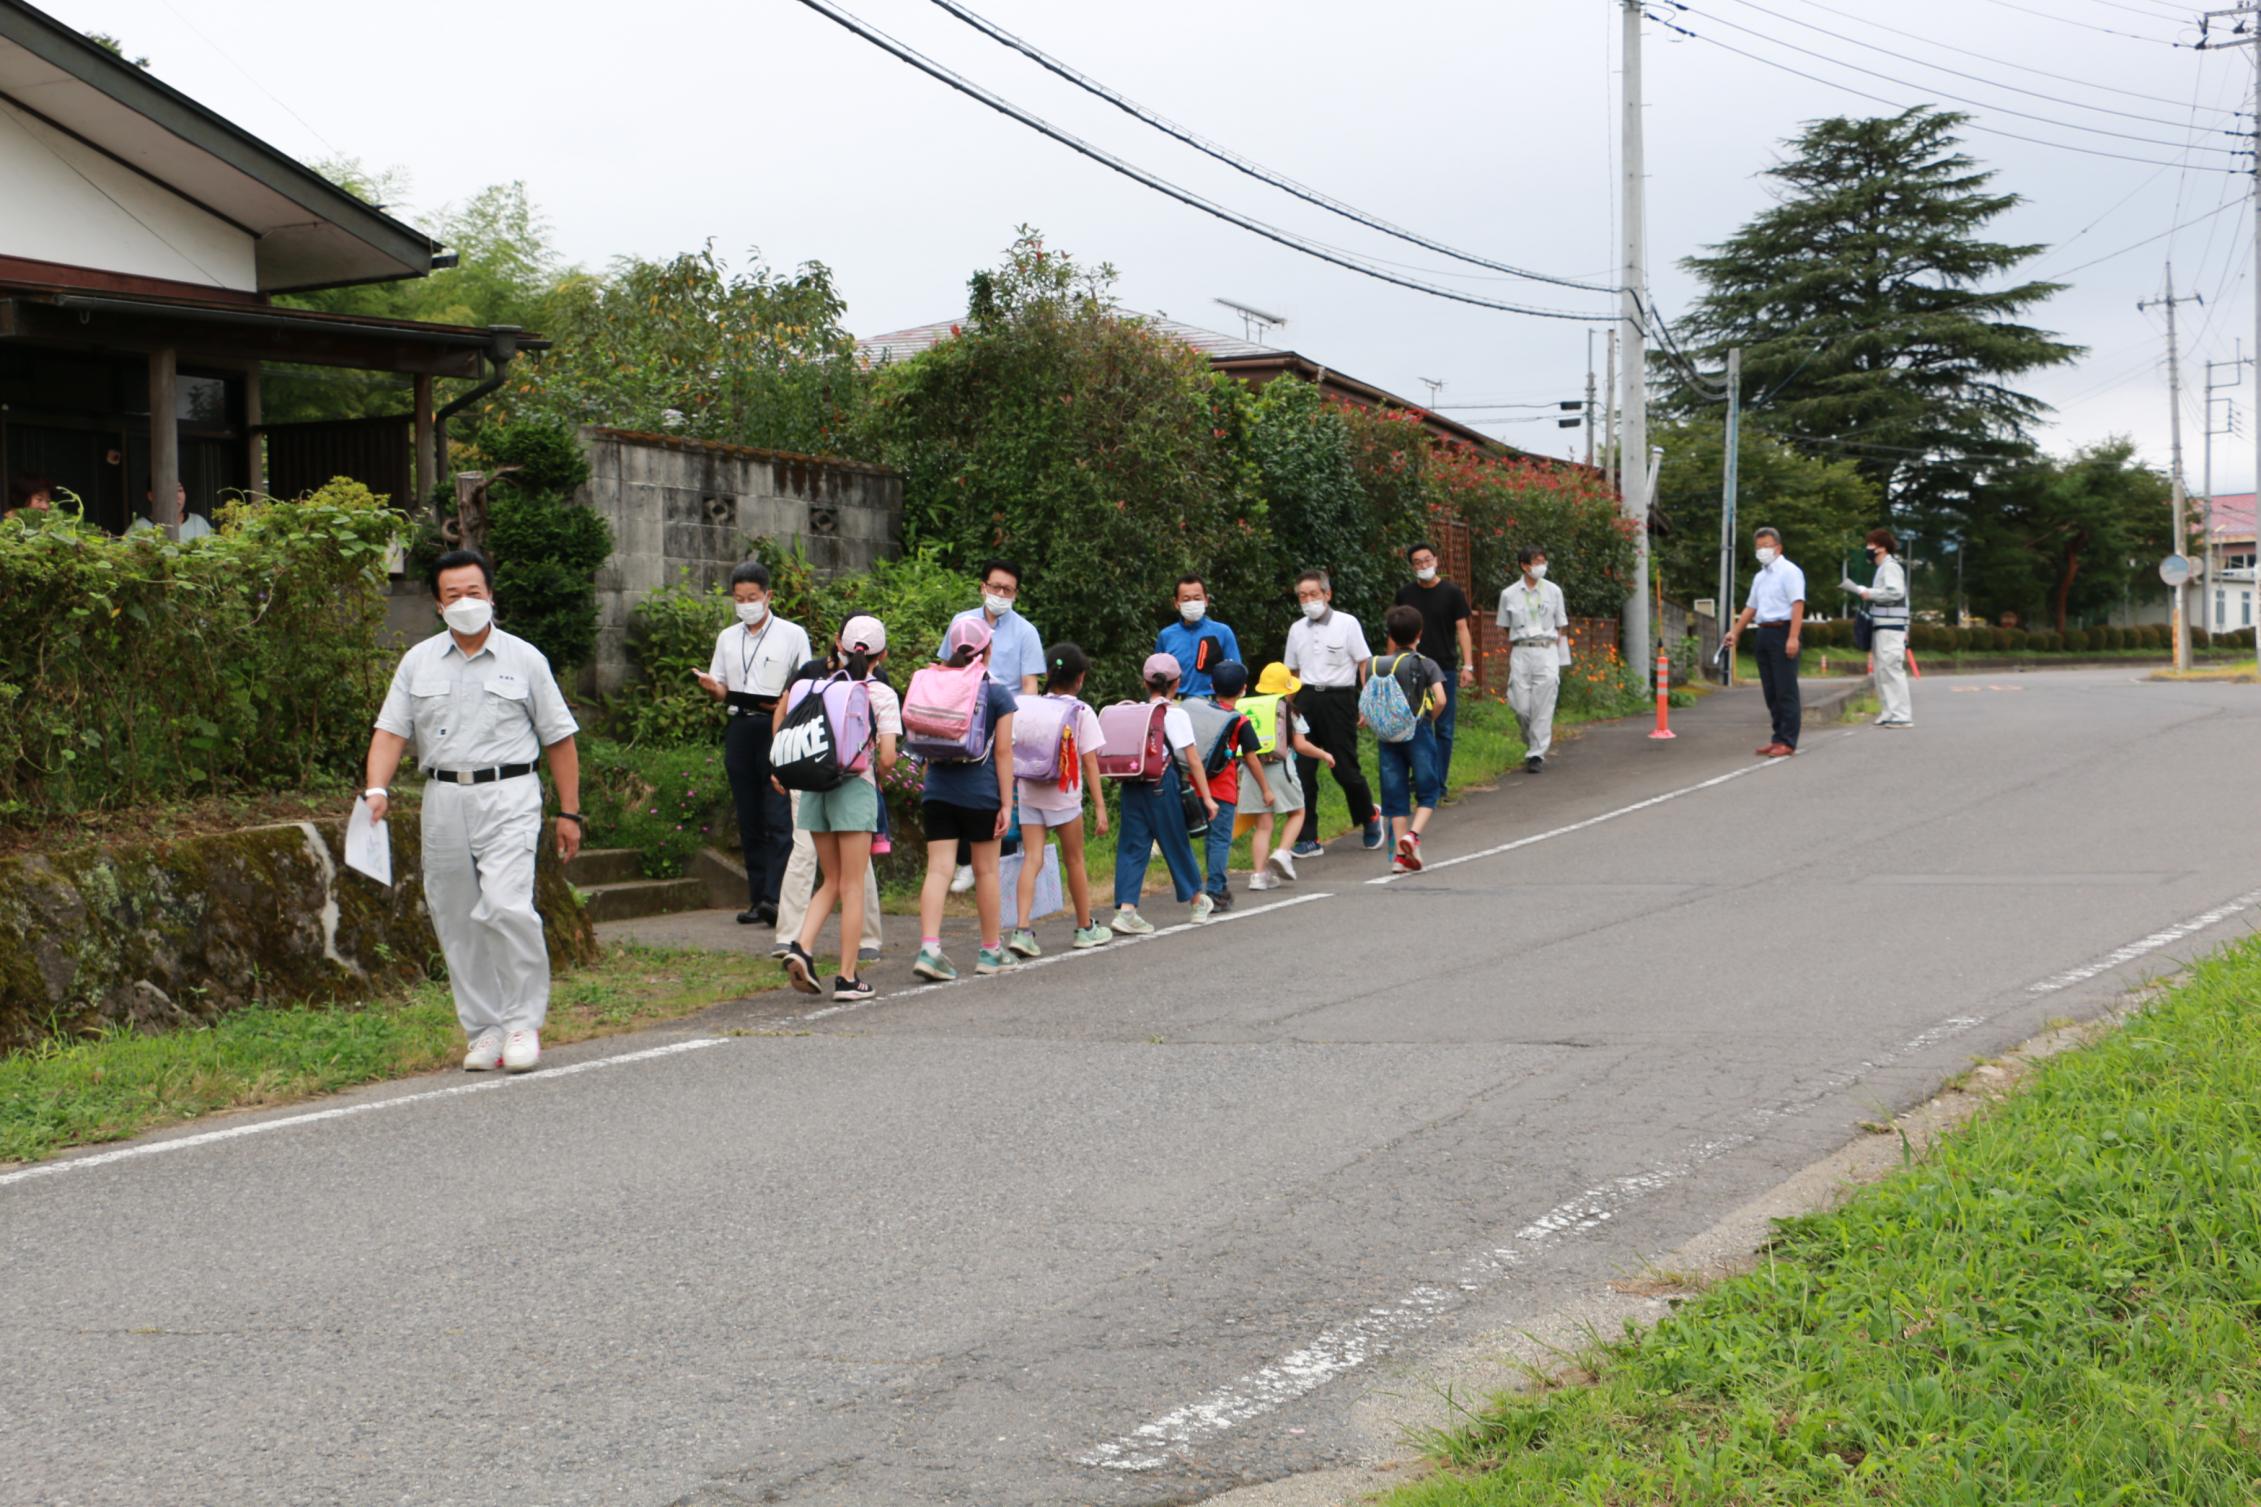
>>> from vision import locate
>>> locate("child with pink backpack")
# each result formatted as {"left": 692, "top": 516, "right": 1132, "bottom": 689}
{"left": 1006, "top": 643, "right": 1111, "bottom": 956}
{"left": 906, "top": 617, "right": 1020, "bottom": 981}
{"left": 1106, "top": 653, "right": 1218, "bottom": 933}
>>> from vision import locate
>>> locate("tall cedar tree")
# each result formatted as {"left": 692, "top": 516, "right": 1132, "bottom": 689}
{"left": 1674, "top": 108, "right": 2079, "bottom": 547}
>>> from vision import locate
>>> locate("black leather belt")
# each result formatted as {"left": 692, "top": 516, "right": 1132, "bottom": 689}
{"left": 725, "top": 691, "right": 778, "bottom": 717}
{"left": 424, "top": 763, "right": 535, "bottom": 786}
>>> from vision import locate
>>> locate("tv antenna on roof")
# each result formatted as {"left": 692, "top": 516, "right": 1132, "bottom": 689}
{"left": 1215, "top": 297, "right": 1285, "bottom": 345}
{"left": 1419, "top": 377, "right": 1444, "bottom": 408}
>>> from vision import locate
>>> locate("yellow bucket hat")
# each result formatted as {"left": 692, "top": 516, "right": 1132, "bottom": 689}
{"left": 1255, "top": 661, "right": 1301, "bottom": 695}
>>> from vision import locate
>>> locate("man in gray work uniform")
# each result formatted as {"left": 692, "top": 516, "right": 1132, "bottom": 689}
{"left": 361, "top": 548, "right": 583, "bottom": 1074}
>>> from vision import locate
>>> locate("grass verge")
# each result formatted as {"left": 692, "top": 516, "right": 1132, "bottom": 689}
{"left": 1385, "top": 936, "right": 2261, "bottom": 1506}
{"left": 0, "top": 942, "right": 786, "bottom": 1164}
{"left": 2149, "top": 661, "right": 2260, "bottom": 684}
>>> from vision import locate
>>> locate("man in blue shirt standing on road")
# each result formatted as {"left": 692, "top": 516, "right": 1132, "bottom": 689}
{"left": 1722, "top": 525, "right": 1807, "bottom": 758}
{"left": 1155, "top": 574, "right": 1241, "bottom": 699}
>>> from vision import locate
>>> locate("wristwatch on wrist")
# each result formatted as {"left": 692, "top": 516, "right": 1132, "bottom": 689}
{"left": 558, "top": 811, "right": 587, "bottom": 827}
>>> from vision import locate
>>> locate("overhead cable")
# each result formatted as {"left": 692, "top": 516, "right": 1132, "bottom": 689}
{"left": 790, "top": 0, "right": 1611, "bottom": 322}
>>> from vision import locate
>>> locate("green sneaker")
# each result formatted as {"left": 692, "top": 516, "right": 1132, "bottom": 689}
{"left": 1111, "top": 909, "right": 1155, "bottom": 936}
{"left": 912, "top": 948, "right": 957, "bottom": 982}
{"left": 1007, "top": 928, "right": 1042, "bottom": 958}
{"left": 1072, "top": 922, "right": 1112, "bottom": 949}
{"left": 975, "top": 946, "right": 1012, "bottom": 974}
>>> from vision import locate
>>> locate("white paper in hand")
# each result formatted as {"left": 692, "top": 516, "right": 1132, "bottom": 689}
{"left": 345, "top": 797, "right": 392, "bottom": 887}
{"left": 1556, "top": 639, "right": 1573, "bottom": 667}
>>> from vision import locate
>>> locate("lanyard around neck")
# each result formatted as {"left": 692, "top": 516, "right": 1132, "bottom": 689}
{"left": 740, "top": 618, "right": 775, "bottom": 682}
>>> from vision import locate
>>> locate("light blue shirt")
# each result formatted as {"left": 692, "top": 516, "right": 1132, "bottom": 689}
{"left": 1745, "top": 556, "right": 1807, "bottom": 623}
{"left": 942, "top": 605, "right": 1046, "bottom": 690}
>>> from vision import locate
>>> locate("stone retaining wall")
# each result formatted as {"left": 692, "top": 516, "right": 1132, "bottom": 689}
{"left": 0, "top": 818, "right": 596, "bottom": 1052}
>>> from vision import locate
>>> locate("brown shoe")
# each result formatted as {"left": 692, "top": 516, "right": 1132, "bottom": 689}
{"left": 1756, "top": 743, "right": 1779, "bottom": 756}
{"left": 1764, "top": 743, "right": 1796, "bottom": 757}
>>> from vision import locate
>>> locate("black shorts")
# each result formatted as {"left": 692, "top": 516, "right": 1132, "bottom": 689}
{"left": 922, "top": 798, "right": 1002, "bottom": 844}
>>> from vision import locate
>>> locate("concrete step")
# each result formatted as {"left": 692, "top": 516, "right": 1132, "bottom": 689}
{"left": 564, "top": 846, "right": 644, "bottom": 887}
{"left": 577, "top": 877, "right": 711, "bottom": 924}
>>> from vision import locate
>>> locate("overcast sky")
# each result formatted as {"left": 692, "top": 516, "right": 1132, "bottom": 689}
{"left": 47, "top": 0, "right": 2261, "bottom": 490}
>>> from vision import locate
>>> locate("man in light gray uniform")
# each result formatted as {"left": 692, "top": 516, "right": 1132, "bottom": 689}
{"left": 1497, "top": 545, "right": 1570, "bottom": 773}
{"left": 361, "top": 548, "right": 583, "bottom": 1073}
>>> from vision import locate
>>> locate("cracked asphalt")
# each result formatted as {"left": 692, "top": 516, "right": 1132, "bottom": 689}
{"left": 5, "top": 668, "right": 2257, "bottom": 1507}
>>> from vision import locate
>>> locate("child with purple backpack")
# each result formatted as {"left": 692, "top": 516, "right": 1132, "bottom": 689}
{"left": 906, "top": 617, "right": 1020, "bottom": 981}
{"left": 1006, "top": 643, "right": 1111, "bottom": 957}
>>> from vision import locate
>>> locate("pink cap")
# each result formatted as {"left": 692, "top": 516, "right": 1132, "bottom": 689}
{"left": 1141, "top": 652, "right": 1182, "bottom": 682}
{"left": 945, "top": 615, "right": 994, "bottom": 656}
{"left": 839, "top": 615, "right": 887, "bottom": 654}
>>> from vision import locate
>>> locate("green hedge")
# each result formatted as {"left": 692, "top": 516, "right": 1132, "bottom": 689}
{"left": 0, "top": 481, "right": 400, "bottom": 819}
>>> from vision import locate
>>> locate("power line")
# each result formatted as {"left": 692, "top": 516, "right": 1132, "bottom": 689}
{"left": 1968, "top": 0, "right": 2185, "bottom": 46}
{"left": 1774, "top": 0, "right": 2221, "bottom": 109}
{"left": 788, "top": 0, "right": 1611, "bottom": 322}
{"left": 922, "top": 0, "right": 1619, "bottom": 296}
{"left": 1714, "top": 0, "right": 2240, "bottom": 131}
{"left": 1668, "top": 2, "right": 2242, "bottom": 154}
{"left": 150, "top": 0, "right": 346, "bottom": 162}
{"left": 2042, "top": 196, "right": 2244, "bottom": 278}
{"left": 1646, "top": 9, "right": 2246, "bottom": 171}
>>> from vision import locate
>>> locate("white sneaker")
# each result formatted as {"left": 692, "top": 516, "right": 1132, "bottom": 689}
{"left": 463, "top": 1029, "right": 504, "bottom": 1072}
{"left": 950, "top": 863, "right": 976, "bottom": 894}
{"left": 1268, "top": 847, "right": 1297, "bottom": 883}
{"left": 502, "top": 1029, "right": 541, "bottom": 1073}
{"left": 1191, "top": 893, "right": 1216, "bottom": 924}
{"left": 1111, "top": 908, "right": 1155, "bottom": 936}
{"left": 1248, "top": 869, "right": 1278, "bottom": 892}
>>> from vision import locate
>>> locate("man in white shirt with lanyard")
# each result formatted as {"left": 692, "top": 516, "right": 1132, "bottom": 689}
{"left": 1722, "top": 525, "right": 1807, "bottom": 757}
{"left": 1283, "top": 569, "right": 1383, "bottom": 854}
{"left": 362, "top": 548, "right": 582, "bottom": 1074}
{"left": 697, "top": 561, "right": 814, "bottom": 925}
{"left": 1497, "top": 545, "right": 1570, "bottom": 773}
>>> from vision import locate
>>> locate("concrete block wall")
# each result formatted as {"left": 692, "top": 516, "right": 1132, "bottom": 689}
{"left": 579, "top": 427, "right": 904, "bottom": 696}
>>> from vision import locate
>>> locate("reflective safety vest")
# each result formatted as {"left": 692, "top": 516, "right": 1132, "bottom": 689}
{"left": 1238, "top": 693, "right": 1283, "bottom": 758}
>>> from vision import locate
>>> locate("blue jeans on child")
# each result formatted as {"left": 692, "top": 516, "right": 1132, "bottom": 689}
{"left": 1114, "top": 764, "right": 1204, "bottom": 908}
{"left": 1377, "top": 722, "right": 1442, "bottom": 819}
{"left": 1202, "top": 797, "right": 1238, "bottom": 898}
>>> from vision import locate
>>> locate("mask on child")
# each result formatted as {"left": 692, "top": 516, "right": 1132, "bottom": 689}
{"left": 1529, "top": 563, "right": 1549, "bottom": 581}
{"left": 1755, "top": 547, "right": 1779, "bottom": 566}
{"left": 1179, "top": 600, "right": 1207, "bottom": 624}
{"left": 1415, "top": 566, "right": 1438, "bottom": 583}
{"left": 1300, "top": 599, "right": 1328, "bottom": 621}
{"left": 735, "top": 600, "right": 769, "bottom": 627}
{"left": 983, "top": 593, "right": 1014, "bottom": 617}
{"left": 441, "top": 596, "right": 493, "bottom": 636}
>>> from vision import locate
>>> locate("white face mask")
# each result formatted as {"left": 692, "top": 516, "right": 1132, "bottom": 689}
{"left": 441, "top": 596, "right": 493, "bottom": 636}
{"left": 1528, "top": 563, "right": 1548, "bottom": 580}
{"left": 983, "top": 592, "right": 1014, "bottom": 618}
{"left": 736, "top": 599, "right": 769, "bottom": 627}
{"left": 1179, "top": 600, "right": 1207, "bottom": 624}
{"left": 1300, "top": 599, "right": 1328, "bottom": 622}
{"left": 1755, "top": 547, "right": 1779, "bottom": 567}
{"left": 1415, "top": 565, "right": 1438, "bottom": 583}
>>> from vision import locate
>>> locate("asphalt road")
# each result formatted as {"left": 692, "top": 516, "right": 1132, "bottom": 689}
{"left": 7, "top": 669, "right": 2259, "bottom": 1507}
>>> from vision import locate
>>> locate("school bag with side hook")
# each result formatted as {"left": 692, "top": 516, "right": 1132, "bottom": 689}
{"left": 1358, "top": 654, "right": 1420, "bottom": 743}
{"left": 1012, "top": 692, "right": 1085, "bottom": 790}
{"left": 901, "top": 657, "right": 993, "bottom": 762}
{"left": 1097, "top": 700, "right": 1172, "bottom": 781}
{"left": 770, "top": 673, "right": 873, "bottom": 791}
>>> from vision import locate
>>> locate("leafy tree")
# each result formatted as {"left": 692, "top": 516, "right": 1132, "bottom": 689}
{"left": 1650, "top": 418, "right": 1880, "bottom": 607}
{"left": 1239, "top": 381, "right": 1406, "bottom": 633}
{"left": 83, "top": 32, "right": 149, "bottom": 67}
{"left": 1674, "top": 108, "right": 2079, "bottom": 542}
{"left": 1961, "top": 440, "right": 2170, "bottom": 632}
{"left": 481, "top": 420, "right": 610, "bottom": 672}
{"left": 508, "top": 245, "right": 865, "bottom": 456}
{"left": 854, "top": 232, "right": 1257, "bottom": 699}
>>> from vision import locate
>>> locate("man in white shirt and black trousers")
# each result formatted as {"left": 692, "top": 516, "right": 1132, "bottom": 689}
{"left": 1283, "top": 569, "right": 1384, "bottom": 855}
{"left": 697, "top": 561, "right": 814, "bottom": 925}
{"left": 1722, "top": 525, "right": 1807, "bottom": 758}
{"left": 362, "top": 548, "right": 583, "bottom": 1074}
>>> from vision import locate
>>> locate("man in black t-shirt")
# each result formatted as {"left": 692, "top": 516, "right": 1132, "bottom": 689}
{"left": 1394, "top": 542, "right": 1474, "bottom": 794}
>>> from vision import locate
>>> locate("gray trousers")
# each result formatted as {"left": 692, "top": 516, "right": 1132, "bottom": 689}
{"left": 421, "top": 778, "right": 549, "bottom": 1036}
{"left": 775, "top": 791, "right": 884, "bottom": 953}
{"left": 1873, "top": 628, "right": 1912, "bottom": 724}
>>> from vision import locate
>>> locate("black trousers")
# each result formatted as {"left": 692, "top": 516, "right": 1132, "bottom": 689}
{"left": 1754, "top": 622, "right": 1802, "bottom": 749}
{"left": 723, "top": 713, "right": 792, "bottom": 908}
{"left": 1294, "top": 684, "right": 1376, "bottom": 828}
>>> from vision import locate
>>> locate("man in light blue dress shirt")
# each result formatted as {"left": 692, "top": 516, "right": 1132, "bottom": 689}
{"left": 940, "top": 558, "right": 1044, "bottom": 693}
{"left": 1722, "top": 526, "right": 1807, "bottom": 757}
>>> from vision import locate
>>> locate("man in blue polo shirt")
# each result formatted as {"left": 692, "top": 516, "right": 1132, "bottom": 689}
{"left": 1155, "top": 574, "right": 1241, "bottom": 698}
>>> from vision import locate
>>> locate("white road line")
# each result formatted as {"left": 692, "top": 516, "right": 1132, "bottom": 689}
{"left": 789, "top": 891, "right": 1336, "bottom": 1021}
{"left": 0, "top": 1037, "right": 731, "bottom": 1190}
{"left": 2026, "top": 885, "right": 2261, "bottom": 994}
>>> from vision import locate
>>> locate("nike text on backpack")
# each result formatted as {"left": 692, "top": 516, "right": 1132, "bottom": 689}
{"left": 1097, "top": 701, "right": 1172, "bottom": 781}
{"left": 1359, "top": 655, "right": 1420, "bottom": 743}
{"left": 902, "top": 656, "right": 993, "bottom": 762}
{"left": 1013, "top": 692, "right": 1084, "bottom": 789}
{"left": 771, "top": 673, "right": 874, "bottom": 791}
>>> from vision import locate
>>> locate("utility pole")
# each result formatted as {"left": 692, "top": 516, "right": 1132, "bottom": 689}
{"left": 1603, "top": 328, "right": 1619, "bottom": 491}
{"left": 1619, "top": 0, "right": 1652, "bottom": 671}
{"left": 2196, "top": 5, "right": 2261, "bottom": 665}
{"left": 1584, "top": 330, "right": 1599, "bottom": 469}
{"left": 2203, "top": 345, "right": 2249, "bottom": 636}
{"left": 1717, "top": 347, "right": 1742, "bottom": 682}
{"left": 2139, "top": 263, "right": 2202, "bottom": 671}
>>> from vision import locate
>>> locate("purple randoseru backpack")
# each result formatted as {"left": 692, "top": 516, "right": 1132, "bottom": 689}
{"left": 1012, "top": 693, "right": 1084, "bottom": 785}
{"left": 901, "top": 657, "right": 993, "bottom": 762}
